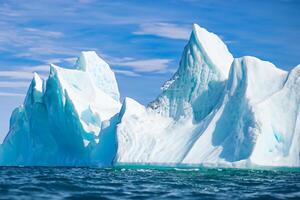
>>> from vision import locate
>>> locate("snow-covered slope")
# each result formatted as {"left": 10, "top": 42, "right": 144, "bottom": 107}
{"left": 1, "top": 24, "right": 299, "bottom": 168}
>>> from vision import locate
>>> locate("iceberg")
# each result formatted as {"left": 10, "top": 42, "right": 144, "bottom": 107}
{"left": 0, "top": 52, "right": 121, "bottom": 166}
{"left": 1, "top": 24, "right": 299, "bottom": 168}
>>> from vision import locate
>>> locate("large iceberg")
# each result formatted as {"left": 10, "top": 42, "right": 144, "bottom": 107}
{"left": 0, "top": 51, "right": 121, "bottom": 166}
{"left": 1, "top": 24, "right": 299, "bottom": 168}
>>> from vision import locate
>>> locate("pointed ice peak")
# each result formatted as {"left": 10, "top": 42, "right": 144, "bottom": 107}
{"left": 75, "top": 51, "right": 109, "bottom": 72}
{"left": 49, "top": 63, "right": 59, "bottom": 76}
{"left": 227, "top": 56, "right": 288, "bottom": 103}
{"left": 229, "top": 56, "right": 287, "bottom": 79}
{"left": 24, "top": 72, "right": 44, "bottom": 105}
{"left": 150, "top": 24, "right": 234, "bottom": 119}
{"left": 75, "top": 51, "right": 120, "bottom": 101}
{"left": 190, "top": 23, "right": 233, "bottom": 77}
{"left": 49, "top": 51, "right": 120, "bottom": 102}
{"left": 49, "top": 57, "right": 120, "bottom": 102}
{"left": 32, "top": 72, "right": 43, "bottom": 93}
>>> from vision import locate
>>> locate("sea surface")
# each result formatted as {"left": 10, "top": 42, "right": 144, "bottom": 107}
{"left": 0, "top": 166, "right": 299, "bottom": 200}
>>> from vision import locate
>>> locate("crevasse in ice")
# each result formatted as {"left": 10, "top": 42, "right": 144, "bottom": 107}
{"left": 1, "top": 24, "right": 299, "bottom": 168}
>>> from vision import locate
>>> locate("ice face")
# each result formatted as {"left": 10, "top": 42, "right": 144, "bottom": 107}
{"left": 183, "top": 56, "right": 288, "bottom": 165}
{"left": 149, "top": 24, "right": 233, "bottom": 122}
{"left": 249, "top": 64, "right": 300, "bottom": 166}
{"left": 75, "top": 51, "right": 120, "bottom": 102}
{"left": 1, "top": 24, "right": 299, "bottom": 168}
{"left": 0, "top": 73, "right": 57, "bottom": 166}
{"left": 0, "top": 52, "right": 121, "bottom": 166}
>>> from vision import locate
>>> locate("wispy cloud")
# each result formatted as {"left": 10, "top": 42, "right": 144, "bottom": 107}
{"left": 0, "top": 55, "right": 77, "bottom": 94}
{"left": 0, "top": 92, "right": 25, "bottom": 97}
{"left": 113, "top": 69, "right": 141, "bottom": 77}
{"left": 45, "top": 57, "right": 77, "bottom": 65}
{"left": 0, "top": 55, "right": 78, "bottom": 96}
{"left": 133, "top": 23, "right": 190, "bottom": 40}
{"left": 22, "top": 65, "right": 49, "bottom": 72}
{"left": 0, "top": 64, "right": 49, "bottom": 97}
{"left": 0, "top": 3, "right": 22, "bottom": 17}
{"left": 0, "top": 71, "right": 36, "bottom": 80}
{"left": 0, "top": 81, "right": 29, "bottom": 88}
{"left": 0, "top": 55, "right": 78, "bottom": 81}
{"left": 0, "top": 64, "right": 50, "bottom": 80}
{"left": 24, "top": 28, "right": 64, "bottom": 38}
{"left": 0, "top": 4, "right": 75, "bottom": 64}
{"left": 0, "top": 26, "right": 64, "bottom": 46}
{"left": 108, "top": 56, "right": 173, "bottom": 73}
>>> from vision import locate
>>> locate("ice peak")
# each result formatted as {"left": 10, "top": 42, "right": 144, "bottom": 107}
{"left": 32, "top": 72, "right": 43, "bottom": 92}
{"left": 24, "top": 72, "right": 44, "bottom": 105}
{"left": 190, "top": 23, "right": 233, "bottom": 78}
{"left": 49, "top": 63, "right": 59, "bottom": 76}
{"left": 75, "top": 51, "right": 108, "bottom": 71}
{"left": 192, "top": 23, "right": 199, "bottom": 32}
{"left": 73, "top": 51, "right": 120, "bottom": 101}
{"left": 150, "top": 23, "right": 234, "bottom": 120}
{"left": 227, "top": 56, "right": 288, "bottom": 103}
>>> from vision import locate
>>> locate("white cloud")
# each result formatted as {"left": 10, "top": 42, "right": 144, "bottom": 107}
{"left": 0, "top": 71, "right": 36, "bottom": 79}
{"left": 133, "top": 23, "right": 190, "bottom": 40}
{"left": 0, "top": 17, "right": 73, "bottom": 63}
{"left": 24, "top": 28, "right": 64, "bottom": 38}
{"left": 46, "top": 57, "right": 78, "bottom": 65}
{"left": 109, "top": 57, "right": 173, "bottom": 73}
{"left": 0, "top": 92, "right": 25, "bottom": 97}
{"left": 0, "top": 55, "right": 79, "bottom": 93}
{"left": 114, "top": 69, "right": 141, "bottom": 77}
{"left": 0, "top": 65, "right": 50, "bottom": 96}
{"left": 0, "top": 81, "right": 29, "bottom": 88}
{"left": 0, "top": 55, "right": 78, "bottom": 92}
{"left": 22, "top": 65, "right": 49, "bottom": 72}
{"left": 26, "top": 46, "right": 78, "bottom": 57}
{"left": 0, "top": 56, "right": 77, "bottom": 79}
{"left": 0, "top": 64, "right": 50, "bottom": 81}
{"left": 62, "top": 57, "right": 78, "bottom": 64}
{"left": 0, "top": 26, "right": 64, "bottom": 47}
{"left": 0, "top": 4, "right": 21, "bottom": 17}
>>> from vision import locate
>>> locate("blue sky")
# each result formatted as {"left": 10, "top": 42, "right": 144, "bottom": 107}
{"left": 0, "top": 0, "right": 299, "bottom": 141}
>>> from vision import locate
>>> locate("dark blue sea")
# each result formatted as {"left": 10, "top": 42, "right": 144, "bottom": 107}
{"left": 0, "top": 166, "right": 299, "bottom": 200}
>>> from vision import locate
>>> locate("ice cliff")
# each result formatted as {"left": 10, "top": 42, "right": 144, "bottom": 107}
{"left": 0, "top": 52, "right": 121, "bottom": 166}
{"left": 1, "top": 24, "right": 299, "bottom": 168}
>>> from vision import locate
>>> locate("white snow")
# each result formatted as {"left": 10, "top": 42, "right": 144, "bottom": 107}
{"left": 50, "top": 63, "right": 121, "bottom": 135}
{"left": 192, "top": 24, "right": 233, "bottom": 78}
{"left": 75, "top": 51, "right": 120, "bottom": 101}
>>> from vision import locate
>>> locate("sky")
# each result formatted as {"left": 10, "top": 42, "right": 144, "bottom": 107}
{"left": 0, "top": 0, "right": 299, "bottom": 141}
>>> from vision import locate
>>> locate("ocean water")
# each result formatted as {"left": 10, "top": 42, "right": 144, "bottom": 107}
{"left": 0, "top": 167, "right": 299, "bottom": 200}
